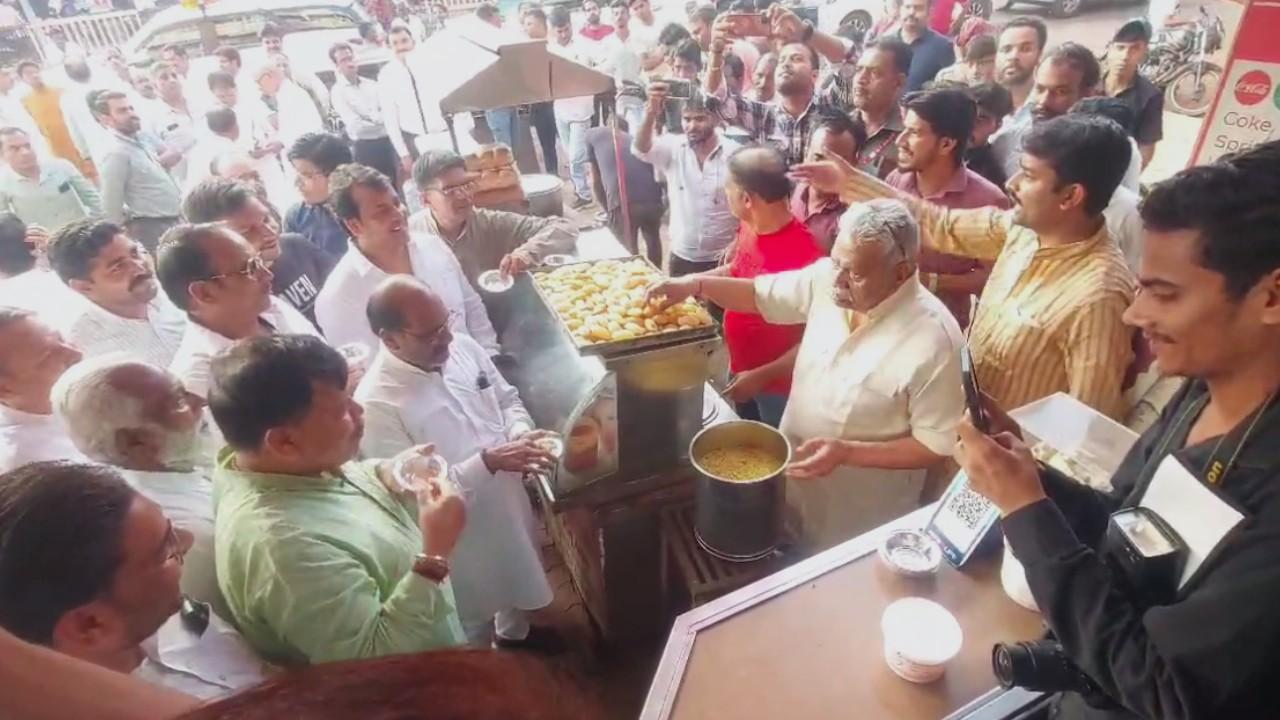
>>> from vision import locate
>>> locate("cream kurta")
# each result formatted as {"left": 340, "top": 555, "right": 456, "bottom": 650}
{"left": 354, "top": 335, "right": 552, "bottom": 626}
{"left": 755, "top": 262, "right": 965, "bottom": 552}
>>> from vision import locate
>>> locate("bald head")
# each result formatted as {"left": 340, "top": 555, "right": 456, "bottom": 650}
{"left": 366, "top": 275, "right": 453, "bottom": 371}
{"left": 52, "top": 359, "right": 206, "bottom": 471}
{"left": 727, "top": 146, "right": 792, "bottom": 203}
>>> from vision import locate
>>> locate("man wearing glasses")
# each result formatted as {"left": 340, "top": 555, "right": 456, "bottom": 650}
{"left": 646, "top": 200, "right": 965, "bottom": 553}
{"left": 408, "top": 149, "right": 577, "bottom": 287}
{"left": 156, "top": 224, "right": 320, "bottom": 401}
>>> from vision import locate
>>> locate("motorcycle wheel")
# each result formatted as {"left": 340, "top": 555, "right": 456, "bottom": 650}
{"left": 1050, "top": 0, "right": 1082, "bottom": 17}
{"left": 840, "top": 10, "right": 873, "bottom": 35}
{"left": 1165, "top": 63, "right": 1223, "bottom": 118}
{"left": 966, "top": 0, "right": 993, "bottom": 18}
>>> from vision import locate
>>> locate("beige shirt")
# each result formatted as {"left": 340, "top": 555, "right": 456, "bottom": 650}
{"left": 755, "top": 262, "right": 965, "bottom": 552}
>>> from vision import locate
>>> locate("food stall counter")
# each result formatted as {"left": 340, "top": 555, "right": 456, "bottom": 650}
{"left": 642, "top": 507, "right": 1046, "bottom": 720}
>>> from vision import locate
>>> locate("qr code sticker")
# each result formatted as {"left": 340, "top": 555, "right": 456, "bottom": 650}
{"left": 946, "top": 483, "right": 994, "bottom": 530}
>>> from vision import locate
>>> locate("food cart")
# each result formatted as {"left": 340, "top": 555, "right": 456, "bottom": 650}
{"left": 640, "top": 394, "right": 1141, "bottom": 719}
{"left": 487, "top": 229, "right": 739, "bottom": 644}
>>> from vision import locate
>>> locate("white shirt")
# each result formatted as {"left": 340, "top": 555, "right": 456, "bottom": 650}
{"left": 123, "top": 468, "right": 229, "bottom": 623}
{"left": 1104, "top": 185, "right": 1143, "bottom": 274}
{"left": 0, "top": 269, "right": 85, "bottom": 329}
{"left": 377, "top": 54, "right": 446, "bottom": 158}
{"left": 355, "top": 337, "right": 552, "bottom": 625}
{"left": 330, "top": 74, "right": 388, "bottom": 141}
{"left": 0, "top": 91, "right": 47, "bottom": 156}
{"left": 170, "top": 296, "right": 320, "bottom": 399}
{"left": 755, "top": 266, "right": 965, "bottom": 552}
{"left": 147, "top": 100, "right": 199, "bottom": 185}
{"left": 0, "top": 403, "right": 85, "bottom": 473}
{"left": 62, "top": 293, "right": 187, "bottom": 368}
{"left": 377, "top": 51, "right": 476, "bottom": 159}
{"left": 633, "top": 134, "right": 739, "bottom": 263}
{"left": 547, "top": 39, "right": 597, "bottom": 123}
{"left": 595, "top": 33, "right": 644, "bottom": 90}
{"left": 134, "top": 612, "right": 266, "bottom": 700}
{"left": 59, "top": 79, "right": 115, "bottom": 167}
{"left": 315, "top": 234, "right": 500, "bottom": 359}
{"left": 255, "top": 81, "right": 325, "bottom": 152}
{"left": 1121, "top": 136, "right": 1142, "bottom": 193}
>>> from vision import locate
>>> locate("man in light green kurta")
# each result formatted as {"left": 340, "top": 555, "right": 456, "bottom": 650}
{"left": 207, "top": 333, "right": 467, "bottom": 665}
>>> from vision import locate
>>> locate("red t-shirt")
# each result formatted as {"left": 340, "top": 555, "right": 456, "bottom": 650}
{"left": 579, "top": 24, "right": 616, "bottom": 41}
{"left": 723, "top": 219, "right": 824, "bottom": 395}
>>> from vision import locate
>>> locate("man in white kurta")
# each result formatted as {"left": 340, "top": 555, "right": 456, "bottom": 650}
{"left": 649, "top": 200, "right": 965, "bottom": 552}
{"left": 0, "top": 309, "right": 85, "bottom": 472}
{"left": 316, "top": 164, "right": 499, "bottom": 359}
{"left": 355, "top": 277, "right": 556, "bottom": 648}
{"left": 52, "top": 357, "right": 231, "bottom": 622}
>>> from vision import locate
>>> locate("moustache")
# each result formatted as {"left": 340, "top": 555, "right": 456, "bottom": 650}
{"left": 128, "top": 274, "right": 154, "bottom": 290}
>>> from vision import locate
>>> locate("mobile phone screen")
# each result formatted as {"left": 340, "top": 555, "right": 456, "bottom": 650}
{"left": 960, "top": 345, "right": 989, "bottom": 434}
{"left": 726, "top": 13, "right": 770, "bottom": 37}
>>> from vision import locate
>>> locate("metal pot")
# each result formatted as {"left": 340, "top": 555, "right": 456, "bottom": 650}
{"left": 689, "top": 420, "right": 791, "bottom": 562}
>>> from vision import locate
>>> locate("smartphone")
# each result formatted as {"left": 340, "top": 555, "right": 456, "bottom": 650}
{"left": 660, "top": 78, "right": 693, "bottom": 99}
{"left": 960, "top": 344, "right": 989, "bottom": 434}
{"left": 725, "top": 12, "right": 770, "bottom": 38}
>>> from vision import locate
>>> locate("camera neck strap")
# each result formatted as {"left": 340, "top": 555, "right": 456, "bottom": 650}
{"left": 1153, "top": 387, "right": 1280, "bottom": 489}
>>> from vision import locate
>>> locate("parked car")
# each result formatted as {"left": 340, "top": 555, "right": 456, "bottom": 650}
{"left": 122, "top": 0, "right": 391, "bottom": 84}
{"left": 818, "top": 0, "right": 989, "bottom": 39}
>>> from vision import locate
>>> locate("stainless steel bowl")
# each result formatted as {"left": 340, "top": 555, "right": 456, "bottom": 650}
{"left": 879, "top": 529, "right": 943, "bottom": 577}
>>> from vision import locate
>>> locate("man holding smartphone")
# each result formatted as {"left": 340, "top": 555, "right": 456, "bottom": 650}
{"left": 954, "top": 141, "right": 1280, "bottom": 720}
{"left": 633, "top": 86, "right": 739, "bottom": 277}
{"left": 704, "top": 5, "right": 858, "bottom": 165}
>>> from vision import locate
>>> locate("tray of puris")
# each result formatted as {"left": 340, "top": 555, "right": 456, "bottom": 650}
{"left": 530, "top": 256, "right": 718, "bottom": 355}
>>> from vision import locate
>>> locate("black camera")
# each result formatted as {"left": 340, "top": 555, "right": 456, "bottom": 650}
{"left": 992, "top": 641, "right": 1104, "bottom": 696}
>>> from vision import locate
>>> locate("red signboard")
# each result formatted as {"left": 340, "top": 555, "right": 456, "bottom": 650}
{"left": 1189, "top": 0, "right": 1280, "bottom": 165}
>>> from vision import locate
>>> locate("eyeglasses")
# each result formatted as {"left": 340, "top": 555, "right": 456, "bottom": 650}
{"left": 428, "top": 181, "right": 477, "bottom": 199}
{"left": 399, "top": 311, "right": 456, "bottom": 342}
{"left": 206, "top": 255, "right": 268, "bottom": 283}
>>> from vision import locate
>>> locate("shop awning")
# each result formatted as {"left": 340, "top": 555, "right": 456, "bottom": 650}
{"left": 415, "top": 21, "right": 613, "bottom": 115}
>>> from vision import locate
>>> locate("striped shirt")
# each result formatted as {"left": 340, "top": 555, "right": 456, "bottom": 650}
{"left": 839, "top": 170, "right": 1136, "bottom": 419}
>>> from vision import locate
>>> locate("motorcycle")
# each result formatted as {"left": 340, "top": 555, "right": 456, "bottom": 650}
{"left": 1141, "top": 6, "right": 1226, "bottom": 118}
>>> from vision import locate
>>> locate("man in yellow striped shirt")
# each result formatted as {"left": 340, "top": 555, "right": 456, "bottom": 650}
{"left": 793, "top": 114, "right": 1135, "bottom": 419}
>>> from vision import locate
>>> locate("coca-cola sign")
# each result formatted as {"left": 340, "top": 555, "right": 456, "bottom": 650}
{"left": 1234, "top": 70, "right": 1272, "bottom": 106}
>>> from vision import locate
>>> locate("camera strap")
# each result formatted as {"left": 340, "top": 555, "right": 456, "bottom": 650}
{"left": 1148, "top": 386, "right": 1280, "bottom": 489}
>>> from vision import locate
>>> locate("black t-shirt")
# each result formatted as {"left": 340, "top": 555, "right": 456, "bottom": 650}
{"left": 1112, "top": 73, "right": 1165, "bottom": 146}
{"left": 271, "top": 233, "right": 339, "bottom": 324}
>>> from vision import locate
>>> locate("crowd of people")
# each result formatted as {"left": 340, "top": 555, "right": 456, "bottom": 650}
{"left": 1, "top": 0, "right": 1279, "bottom": 719}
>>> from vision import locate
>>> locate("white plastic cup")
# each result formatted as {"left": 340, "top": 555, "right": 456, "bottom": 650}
{"left": 392, "top": 453, "right": 450, "bottom": 494}
{"left": 880, "top": 597, "right": 963, "bottom": 683}
{"left": 1001, "top": 543, "right": 1040, "bottom": 612}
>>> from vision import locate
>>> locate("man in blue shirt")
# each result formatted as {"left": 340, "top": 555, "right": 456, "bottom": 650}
{"left": 896, "top": 0, "right": 955, "bottom": 91}
{"left": 284, "top": 133, "right": 353, "bottom": 257}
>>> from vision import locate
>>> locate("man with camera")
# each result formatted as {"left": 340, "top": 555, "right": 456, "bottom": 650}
{"left": 955, "top": 140, "right": 1280, "bottom": 719}
{"left": 703, "top": 5, "right": 857, "bottom": 166}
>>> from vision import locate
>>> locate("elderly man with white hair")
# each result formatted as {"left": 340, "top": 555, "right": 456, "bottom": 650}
{"left": 648, "top": 199, "right": 966, "bottom": 552}
{"left": 51, "top": 357, "right": 228, "bottom": 622}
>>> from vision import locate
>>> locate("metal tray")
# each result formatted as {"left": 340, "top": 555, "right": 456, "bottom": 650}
{"left": 528, "top": 255, "right": 720, "bottom": 357}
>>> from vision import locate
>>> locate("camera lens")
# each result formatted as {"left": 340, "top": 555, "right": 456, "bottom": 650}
{"left": 992, "top": 641, "right": 1104, "bottom": 696}
{"left": 991, "top": 642, "right": 1029, "bottom": 689}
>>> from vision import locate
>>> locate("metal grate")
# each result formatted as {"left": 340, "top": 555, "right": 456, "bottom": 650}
{"left": 659, "top": 502, "right": 779, "bottom": 608}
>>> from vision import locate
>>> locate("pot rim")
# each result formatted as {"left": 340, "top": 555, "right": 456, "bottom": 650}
{"left": 689, "top": 419, "right": 793, "bottom": 485}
